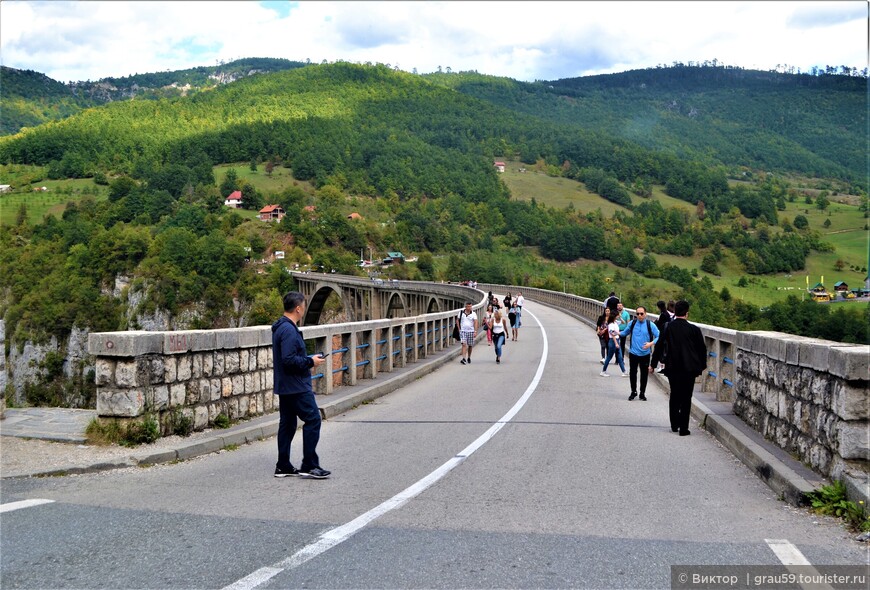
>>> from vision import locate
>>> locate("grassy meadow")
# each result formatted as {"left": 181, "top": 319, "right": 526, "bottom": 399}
{"left": 0, "top": 165, "right": 108, "bottom": 225}
{"left": 498, "top": 160, "right": 868, "bottom": 307}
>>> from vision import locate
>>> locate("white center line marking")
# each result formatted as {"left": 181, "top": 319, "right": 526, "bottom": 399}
{"left": 223, "top": 308, "right": 549, "bottom": 590}
{"left": 0, "top": 499, "right": 55, "bottom": 513}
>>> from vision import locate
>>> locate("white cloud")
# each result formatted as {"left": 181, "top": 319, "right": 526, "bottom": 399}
{"left": 1, "top": 0, "right": 865, "bottom": 82}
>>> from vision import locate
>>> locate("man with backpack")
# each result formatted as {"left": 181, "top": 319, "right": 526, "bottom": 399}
{"left": 619, "top": 306, "right": 659, "bottom": 401}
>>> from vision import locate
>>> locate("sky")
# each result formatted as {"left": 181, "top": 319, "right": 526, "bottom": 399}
{"left": 1, "top": 1, "right": 866, "bottom": 83}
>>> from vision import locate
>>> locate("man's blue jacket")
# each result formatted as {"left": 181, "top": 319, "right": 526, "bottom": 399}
{"left": 619, "top": 318, "right": 660, "bottom": 356}
{"left": 272, "top": 315, "right": 314, "bottom": 394}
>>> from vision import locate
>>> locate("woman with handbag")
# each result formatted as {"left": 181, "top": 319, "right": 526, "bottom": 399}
{"left": 595, "top": 307, "right": 612, "bottom": 364}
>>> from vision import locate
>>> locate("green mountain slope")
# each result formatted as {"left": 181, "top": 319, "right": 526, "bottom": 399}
{"left": 426, "top": 66, "right": 867, "bottom": 185}
{"left": 0, "top": 58, "right": 306, "bottom": 135}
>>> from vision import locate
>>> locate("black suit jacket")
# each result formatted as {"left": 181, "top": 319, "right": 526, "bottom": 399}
{"left": 650, "top": 318, "right": 707, "bottom": 376}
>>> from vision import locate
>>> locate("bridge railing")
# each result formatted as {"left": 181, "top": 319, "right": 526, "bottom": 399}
{"left": 478, "top": 283, "right": 868, "bottom": 500}
{"left": 88, "top": 282, "right": 486, "bottom": 430}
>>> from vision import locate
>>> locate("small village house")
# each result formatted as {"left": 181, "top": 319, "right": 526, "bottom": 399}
{"left": 494, "top": 161, "right": 506, "bottom": 173}
{"left": 833, "top": 281, "right": 849, "bottom": 294}
{"left": 224, "top": 190, "right": 243, "bottom": 208}
{"left": 0, "top": 184, "right": 11, "bottom": 193}
{"left": 347, "top": 212, "right": 363, "bottom": 220}
{"left": 382, "top": 251, "right": 405, "bottom": 265}
{"left": 258, "top": 204, "right": 285, "bottom": 222}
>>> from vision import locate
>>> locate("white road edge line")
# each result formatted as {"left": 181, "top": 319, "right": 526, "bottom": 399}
{"left": 0, "top": 499, "right": 55, "bottom": 513}
{"left": 765, "top": 539, "right": 834, "bottom": 590}
{"left": 765, "top": 539, "right": 811, "bottom": 566}
{"left": 223, "top": 308, "right": 549, "bottom": 590}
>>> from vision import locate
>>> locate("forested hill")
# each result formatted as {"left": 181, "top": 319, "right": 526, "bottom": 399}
{"left": 0, "top": 58, "right": 306, "bottom": 135}
{"left": 426, "top": 65, "right": 867, "bottom": 185}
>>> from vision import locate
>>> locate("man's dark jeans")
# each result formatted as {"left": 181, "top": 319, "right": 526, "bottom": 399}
{"left": 277, "top": 391, "right": 321, "bottom": 471}
{"left": 628, "top": 352, "right": 651, "bottom": 395}
{"left": 667, "top": 372, "right": 696, "bottom": 433}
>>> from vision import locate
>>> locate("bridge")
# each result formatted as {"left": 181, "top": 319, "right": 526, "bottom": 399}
{"left": 292, "top": 272, "right": 474, "bottom": 324}
{"left": 86, "top": 274, "right": 869, "bottom": 506}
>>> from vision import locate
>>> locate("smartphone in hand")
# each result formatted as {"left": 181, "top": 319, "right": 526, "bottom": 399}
{"left": 318, "top": 352, "right": 330, "bottom": 358}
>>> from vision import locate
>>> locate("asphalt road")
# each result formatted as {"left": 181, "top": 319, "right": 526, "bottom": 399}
{"left": 1, "top": 304, "right": 866, "bottom": 589}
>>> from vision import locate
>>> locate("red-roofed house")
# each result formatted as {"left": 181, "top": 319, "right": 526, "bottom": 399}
{"left": 259, "top": 204, "right": 285, "bottom": 222}
{"left": 494, "top": 161, "right": 506, "bottom": 173}
{"left": 347, "top": 212, "right": 363, "bottom": 220}
{"left": 224, "top": 190, "right": 243, "bottom": 208}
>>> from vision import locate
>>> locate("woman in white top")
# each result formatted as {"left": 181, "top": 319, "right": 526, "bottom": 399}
{"left": 601, "top": 318, "right": 627, "bottom": 376}
{"left": 488, "top": 309, "right": 510, "bottom": 364}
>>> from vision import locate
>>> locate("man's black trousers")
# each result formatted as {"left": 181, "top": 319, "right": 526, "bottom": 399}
{"left": 628, "top": 352, "right": 651, "bottom": 396}
{"left": 666, "top": 372, "right": 696, "bottom": 433}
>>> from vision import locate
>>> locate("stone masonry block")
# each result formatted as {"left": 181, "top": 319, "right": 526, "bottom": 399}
{"left": 194, "top": 406, "right": 209, "bottom": 430}
{"left": 150, "top": 385, "right": 169, "bottom": 411}
{"left": 214, "top": 329, "right": 240, "bottom": 350}
{"left": 165, "top": 357, "right": 177, "bottom": 383}
{"left": 244, "top": 373, "right": 254, "bottom": 394}
{"left": 225, "top": 351, "right": 240, "bottom": 374}
{"left": 737, "top": 331, "right": 785, "bottom": 360}
{"left": 115, "top": 361, "right": 138, "bottom": 388}
{"left": 97, "top": 389, "right": 144, "bottom": 417}
{"left": 238, "top": 327, "right": 265, "bottom": 349}
{"left": 202, "top": 353, "right": 214, "bottom": 377}
{"left": 191, "top": 354, "right": 202, "bottom": 380}
{"left": 831, "top": 380, "right": 869, "bottom": 421}
{"left": 210, "top": 378, "right": 221, "bottom": 402}
{"left": 88, "top": 331, "right": 163, "bottom": 357}
{"left": 239, "top": 350, "right": 249, "bottom": 372}
{"left": 176, "top": 356, "right": 192, "bottom": 382}
{"left": 95, "top": 359, "right": 114, "bottom": 386}
{"left": 232, "top": 375, "right": 245, "bottom": 397}
{"left": 213, "top": 352, "right": 225, "bottom": 376}
{"left": 221, "top": 377, "right": 233, "bottom": 398}
{"left": 169, "top": 383, "right": 185, "bottom": 407}
{"left": 798, "top": 340, "right": 831, "bottom": 372}
{"left": 185, "top": 380, "right": 200, "bottom": 405}
{"left": 763, "top": 390, "right": 780, "bottom": 417}
{"left": 188, "top": 331, "right": 216, "bottom": 352}
{"left": 785, "top": 339, "right": 801, "bottom": 365}
{"left": 198, "top": 379, "right": 211, "bottom": 404}
{"left": 257, "top": 348, "right": 270, "bottom": 369}
{"left": 828, "top": 345, "right": 870, "bottom": 381}
{"left": 837, "top": 421, "right": 870, "bottom": 460}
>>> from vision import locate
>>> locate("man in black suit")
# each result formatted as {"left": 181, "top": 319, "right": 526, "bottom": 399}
{"left": 649, "top": 300, "right": 707, "bottom": 436}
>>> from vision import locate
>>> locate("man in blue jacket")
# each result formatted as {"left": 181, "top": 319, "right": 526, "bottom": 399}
{"left": 619, "top": 306, "right": 659, "bottom": 402}
{"left": 272, "top": 291, "right": 330, "bottom": 479}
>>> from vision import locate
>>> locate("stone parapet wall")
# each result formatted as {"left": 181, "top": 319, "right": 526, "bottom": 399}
{"left": 733, "top": 331, "right": 869, "bottom": 489}
{"left": 89, "top": 328, "right": 276, "bottom": 432}
{"left": 87, "top": 288, "right": 484, "bottom": 433}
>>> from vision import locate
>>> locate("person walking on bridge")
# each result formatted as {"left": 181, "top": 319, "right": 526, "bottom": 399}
{"left": 649, "top": 300, "right": 707, "bottom": 436}
{"left": 456, "top": 302, "right": 478, "bottom": 365}
{"left": 619, "top": 306, "right": 659, "bottom": 401}
{"left": 272, "top": 291, "right": 330, "bottom": 479}
{"left": 488, "top": 309, "right": 510, "bottom": 364}
{"left": 600, "top": 313, "right": 627, "bottom": 377}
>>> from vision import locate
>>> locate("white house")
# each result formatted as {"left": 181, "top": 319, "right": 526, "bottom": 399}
{"left": 494, "top": 161, "right": 506, "bottom": 173}
{"left": 0, "top": 184, "right": 11, "bottom": 193}
{"left": 224, "top": 190, "right": 243, "bottom": 208}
